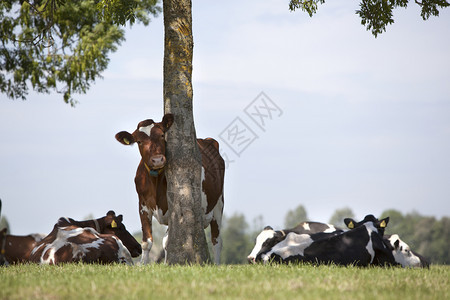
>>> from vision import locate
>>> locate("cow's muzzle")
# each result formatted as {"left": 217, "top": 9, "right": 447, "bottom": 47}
{"left": 150, "top": 155, "right": 166, "bottom": 169}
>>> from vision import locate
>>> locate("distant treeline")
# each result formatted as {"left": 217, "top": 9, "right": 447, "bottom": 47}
{"left": 379, "top": 209, "right": 449, "bottom": 265}
{"left": 2, "top": 206, "right": 448, "bottom": 265}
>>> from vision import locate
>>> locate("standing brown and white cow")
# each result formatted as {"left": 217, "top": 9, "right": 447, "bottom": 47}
{"left": 115, "top": 114, "right": 225, "bottom": 264}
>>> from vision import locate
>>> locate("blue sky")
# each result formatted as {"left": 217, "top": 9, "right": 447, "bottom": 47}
{"left": 1, "top": 1, "right": 449, "bottom": 235}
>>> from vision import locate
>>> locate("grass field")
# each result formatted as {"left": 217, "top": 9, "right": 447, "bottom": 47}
{"left": 1, "top": 264, "right": 448, "bottom": 300}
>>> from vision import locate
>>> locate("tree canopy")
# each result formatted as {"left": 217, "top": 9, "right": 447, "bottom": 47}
{"left": 0, "top": 0, "right": 159, "bottom": 105}
{"left": 1, "top": 0, "right": 448, "bottom": 104}
{"left": 284, "top": 204, "right": 308, "bottom": 228}
{"left": 289, "top": 0, "right": 449, "bottom": 37}
{"left": 328, "top": 207, "right": 355, "bottom": 229}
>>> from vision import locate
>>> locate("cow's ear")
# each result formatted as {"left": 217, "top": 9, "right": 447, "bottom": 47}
{"left": 104, "top": 211, "right": 115, "bottom": 227}
{"left": 116, "top": 131, "right": 135, "bottom": 145}
{"left": 117, "top": 215, "right": 123, "bottom": 223}
{"left": 161, "top": 113, "right": 174, "bottom": 131}
{"left": 344, "top": 218, "right": 355, "bottom": 229}
{"left": 379, "top": 217, "right": 389, "bottom": 228}
{"left": 111, "top": 220, "right": 118, "bottom": 228}
{"left": 393, "top": 239, "right": 400, "bottom": 250}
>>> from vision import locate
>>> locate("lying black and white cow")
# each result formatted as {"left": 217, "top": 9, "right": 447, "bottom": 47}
{"left": 344, "top": 217, "right": 429, "bottom": 268}
{"left": 250, "top": 217, "right": 429, "bottom": 268}
{"left": 247, "top": 221, "right": 343, "bottom": 263}
{"left": 254, "top": 215, "right": 393, "bottom": 266}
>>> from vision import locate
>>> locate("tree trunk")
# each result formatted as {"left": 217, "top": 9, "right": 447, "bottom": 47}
{"left": 163, "top": 0, "right": 210, "bottom": 264}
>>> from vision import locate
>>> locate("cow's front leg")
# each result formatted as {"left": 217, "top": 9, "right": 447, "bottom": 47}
{"left": 162, "top": 228, "right": 169, "bottom": 264}
{"left": 210, "top": 194, "right": 224, "bottom": 264}
{"left": 139, "top": 203, "right": 153, "bottom": 264}
{"left": 210, "top": 218, "right": 222, "bottom": 264}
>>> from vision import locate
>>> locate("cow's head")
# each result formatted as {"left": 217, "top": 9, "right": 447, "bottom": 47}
{"left": 116, "top": 114, "right": 174, "bottom": 175}
{"left": 102, "top": 211, "right": 142, "bottom": 258}
{"left": 344, "top": 214, "right": 397, "bottom": 266}
{"left": 386, "top": 234, "right": 429, "bottom": 268}
{"left": 247, "top": 226, "right": 288, "bottom": 264}
{"left": 344, "top": 214, "right": 389, "bottom": 236}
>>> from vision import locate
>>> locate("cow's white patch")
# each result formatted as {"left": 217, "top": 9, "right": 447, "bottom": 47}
{"left": 141, "top": 205, "right": 168, "bottom": 225}
{"left": 72, "top": 236, "right": 105, "bottom": 260}
{"left": 209, "top": 194, "right": 223, "bottom": 264}
{"left": 153, "top": 206, "right": 168, "bottom": 225}
{"left": 38, "top": 226, "right": 89, "bottom": 264}
{"left": 141, "top": 238, "right": 153, "bottom": 265}
{"left": 201, "top": 167, "right": 209, "bottom": 220}
{"left": 266, "top": 233, "right": 314, "bottom": 261}
{"left": 140, "top": 205, "right": 151, "bottom": 216}
{"left": 247, "top": 228, "right": 276, "bottom": 261}
{"left": 30, "top": 233, "right": 46, "bottom": 242}
{"left": 139, "top": 124, "right": 154, "bottom": 136}
{"left": 302, "top": 223, "right": 310, "bottom": 231}
{"left": 388, "top": 234, "right": 422, "bottom": 268}
{"left": 363, "top": 223, "right": 377, "bottom": 263}
{"left": 31, "top": 242, "right": 45, "bottom": 255}
{"left": 205, "top": 193, "right": 223, "bottom": 228}
{"left": 113, "top": 236, "right": 133, "bottom": 265}
{"left": 213, "top": 236, "right": 223, "bottom": 264}
{"left": 162, "top": 229, "right": 169, "bottom": 264}
{"left": 365, "top": 238, "right": 375, "bottom": 263}
{"left": 323, "top": 225, "right": 337, "bottom": 233}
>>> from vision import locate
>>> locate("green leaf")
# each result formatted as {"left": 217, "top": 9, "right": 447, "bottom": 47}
{"left": 0, "top": 0, "right": 160, "bottom": 105}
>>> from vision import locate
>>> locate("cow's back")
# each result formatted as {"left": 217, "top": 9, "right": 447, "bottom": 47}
{"left": 197, "top": 138, "right": 225, "bottom": 213}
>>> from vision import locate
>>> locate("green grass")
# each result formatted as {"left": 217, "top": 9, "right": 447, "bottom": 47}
{"left": 1, "top": 264, "right": 448, "bottom": 300}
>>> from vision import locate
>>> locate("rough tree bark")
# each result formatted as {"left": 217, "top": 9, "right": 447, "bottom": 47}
{"left": 163, "top": 0, "right": 210, "bottom": 264}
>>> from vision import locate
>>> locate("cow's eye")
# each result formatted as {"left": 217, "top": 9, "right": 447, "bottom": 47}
{"left": 136, "top": 140, "right": 142, "bottom": 145}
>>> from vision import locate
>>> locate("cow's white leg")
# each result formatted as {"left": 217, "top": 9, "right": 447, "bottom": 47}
{"left": 210, "top": 194, "right": 224, "bottom": 264}
{"left": 162, "top": 229, "right": 169, "bottom": 264}
{"left": 141, "top": 238, "right": 153, "bottom": 265}
{"left": 139, "top": 204, "right": 155, "bottom": 265}
{"left": 213, "top": 235, "right": 222, "bottom": 265}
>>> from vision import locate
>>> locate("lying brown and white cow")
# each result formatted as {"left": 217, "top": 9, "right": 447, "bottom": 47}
{"left": 0, "top": 229, "right": 45, "bottom": 265}
{"left": 29, "top": 225, "right": 133, "bottom": 265}
{"left": 57, "top": 210, "right": 142, "bottom": 258}
{"left": 116, "top": 114, "right": 225, "bottom": 264}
